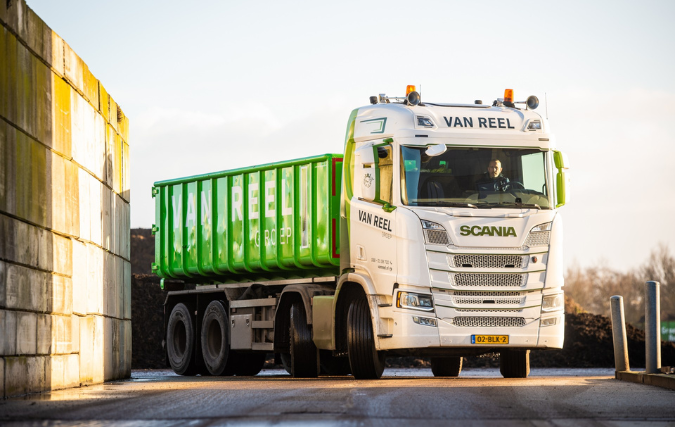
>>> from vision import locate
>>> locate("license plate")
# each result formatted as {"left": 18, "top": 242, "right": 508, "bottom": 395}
{"left": 471, "top": 335, "right": 509, "bottom": 344}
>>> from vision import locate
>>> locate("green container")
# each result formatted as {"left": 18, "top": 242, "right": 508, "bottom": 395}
{"left": 152, "top": 154, "right": 343, "bottom": 283}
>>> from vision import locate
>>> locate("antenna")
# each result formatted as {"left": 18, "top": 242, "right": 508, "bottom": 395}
{"left": 545, "top": 92, "right": 549, "bottom": 120}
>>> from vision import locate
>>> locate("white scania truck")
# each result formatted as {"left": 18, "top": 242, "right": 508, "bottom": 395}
{"left": 155, "top": 86, "right": 569, "bottom": 379}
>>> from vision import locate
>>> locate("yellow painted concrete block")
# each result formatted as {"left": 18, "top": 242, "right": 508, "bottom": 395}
{"left": 123, "top": 260, "right": 131, "bottom": 320}
{"left": 0, "top": 357, "right": 4, "bottom": 398}
{"left": 93, "top": 113, "right": 106, "bottom": 182}
{"left": 104, "top": 124, "right": 115, "bottom": 188}
{"left": 52, "top": 73, "right": 72, "bottom": 158}
{"left": 101, "top": 185, "right": 112, "bottom": 251}
{"left": 36, "top": 226, "right": 53, "bottom": 272}
{"left": 114, "top": 132, "right": 122, "bottom": 195}
{"left": 0, "top": 122, "right": 17, "bottom": 216}
{"left": 50, "top": 31, "right": 65, "bottom": 77}
{"left": 53, "top": 314, "right": 72, "bottom": 354}
{"left": 64, "top": 41, "right": 84, "bottom": 96}
{"left": 37, "top": 313, "right": 52, "bottom": 354}
{"left": 29, "top": 137, "right": 48, "bottom": 228}
{"left": 64, "top": 354, "right": 79, "bottom": 388}
{"left": 122, "top": 141, "right": 130, "bottom": 202}
{"left": 70, "top": 88, "right": 86, "bottom": 167}
{"left": 71, "top": 314, "right": 80, "bottom": 353}
{"left": 98, "top": 82, "right": 109, "bottom": 122}
{"left": 78, "top": 315, "right": 93, "bottom": 385}
{"left": 89, "top": 176, "right": 102, "bottom": 246}
{"left": 34, "top": 50, "right": 53, "bottom": 147}
{"left": 4, "top": 261, "right": 43, "bottom": 311}
{"left": 5, "top": 356, "right": 29, "bottom": 396}
{"left": 16, "top": 38, "right": 34, "bottom": 137}
{"left": 0, "top": 27, "right": 6, "bottom": 121}
{"left": 82, "top": 63, "right": 98, "bottom": 107}
{"left": 0, "top": 309, "right": 17, "bottom": 355}
{"left": 92, "top": 315, "right": 104, "bottom": 383}
{"left": 65, "top": 160, "right": 80, "bottom": 236}
{"left": 49, "top": 151, "right": 66, "bottom": 233}
{"left": 52, "top": 233, "right": 72, "bottom": 277}
{"left": 49, "top": 354, "right": 65, "bottom": 390}
{"left": 116, "top": 255, "right": 124, "bottom": 319}
{"left": 86, "top": 244, "right": 103, "bottom": 315}
{"left": 50, "top": 274, "right": 73, "bottom": 315}
{"left": 71, "top": 239, "right": 87, "bottom": 315}
{"left": 16, "top": 311, "right": 37, "bottom": 355}
{"left": 77, "top": 169, "right": 91, "bottom": 242}
{"left": 109, "top": 95, "right": 118, "bottom": 133}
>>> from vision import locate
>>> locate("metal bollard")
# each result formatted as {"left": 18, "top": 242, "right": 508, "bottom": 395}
{"left": 610, "top": 296, "right": 630, "bottom": 372}
{"left": 645, "top": 281, "right": 661, "bottom": 374}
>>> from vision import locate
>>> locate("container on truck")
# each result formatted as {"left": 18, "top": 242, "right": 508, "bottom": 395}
{"left": 153, "top": 86, "right": 570, "bottom": 379}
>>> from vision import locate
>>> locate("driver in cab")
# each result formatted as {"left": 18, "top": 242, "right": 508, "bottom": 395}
{"left": 476, "top": 159, "right": 510, "bottom": 193}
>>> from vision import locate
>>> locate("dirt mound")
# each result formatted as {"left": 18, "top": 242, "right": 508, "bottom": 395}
{"left": 131, "top": 274, "right": 167, "bottom": 369}
{"left": 131, "top": 228, "right": 155, "bottom": 274}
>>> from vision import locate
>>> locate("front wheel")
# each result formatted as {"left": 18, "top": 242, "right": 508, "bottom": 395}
{"left": 347, "top": 298, "right": 385, "bottom": 379}
{"left": 431, "top": 357, "right": 463, "bottom": 377}
{"left": 500, "top": 349, "right": 530, "bottom": 378}
{"left": 167, "top": 303, "right": 197, "bottom": 375}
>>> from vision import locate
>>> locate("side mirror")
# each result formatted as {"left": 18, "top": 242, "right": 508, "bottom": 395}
{"left": 553, "top": 151, "right": 570, "bottom": 208}
{"left": 425, "top": 143, "right": 447, "bottom": 157}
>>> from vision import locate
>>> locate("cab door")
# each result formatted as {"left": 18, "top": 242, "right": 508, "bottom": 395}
{"left": 350, "top": 144, "right": 397, "bottom": 295}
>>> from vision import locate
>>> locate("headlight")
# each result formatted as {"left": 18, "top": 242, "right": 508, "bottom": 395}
{"left": 412, "top": 316, "right": 438, "bottom": 327}
{"left": 397, "top": 291, "right": 434, "bottom": 311}
{"left": 421, "top": 221, "right": 451, "bottom": 245}
{"left": 530, "top": 222, "right": 552, "bottom": 232}
{"left": 542, "top": 293, "right": 563, "bottom": 312}
{"left": 524, "top": 222, "right": 551, "bottom": 247}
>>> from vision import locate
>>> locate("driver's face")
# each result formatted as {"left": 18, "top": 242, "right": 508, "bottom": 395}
{"left": 487, "top": 161, "right": 502, "bottom": 178}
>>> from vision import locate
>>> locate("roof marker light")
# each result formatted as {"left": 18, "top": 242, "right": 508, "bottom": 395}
{"left": 504, "top": 89, "right": 514, "bottom": 103}
{"left": 406, "top": 85, "right": 416, "bottom": 95}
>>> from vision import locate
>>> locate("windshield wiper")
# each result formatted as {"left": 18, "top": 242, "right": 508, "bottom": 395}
{"left": 477, "top": 202, "right": 542, "bottom": 209}
{"left": 414, "top": 202, "right": 478, "bottom": 208}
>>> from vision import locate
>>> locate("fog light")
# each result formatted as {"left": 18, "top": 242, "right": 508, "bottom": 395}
{"left": 541, "top": 317, "right": 557, "bottom": 327}
{"left": 413, "top": 316, "right": 438, "bottom": 327}
{"left": 542, "top": 294, "right": 563, "bottom": 312}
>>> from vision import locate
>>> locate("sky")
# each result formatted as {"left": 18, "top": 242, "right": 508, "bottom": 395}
{"left": 27, "top": 0, "right": 675, "bottom": 272}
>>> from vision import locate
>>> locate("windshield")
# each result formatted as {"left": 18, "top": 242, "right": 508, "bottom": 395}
{"left": 401, "top": 146, "right": 551, "bottom": 209}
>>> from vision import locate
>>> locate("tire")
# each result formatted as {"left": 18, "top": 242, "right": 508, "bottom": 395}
{"left": 289, "top": 302, "right": 319, "bottom": 378}
{"left": 167, "top": 303, "right": 197, "bottom": 375}
{"left": 224, "top": 351, "right": 266, "bottom": 376}
{"left": 347, "top": 298, "right": 385, "bottom": 379}
{"left": 430, "top": 357, "right": 463, "bottom": 377}
{"left": 200, "top": 301, "right": 230, "bottom": 375}
{"left": 279, "top": 353, "right": 292, "bottom": 374}
{"left": 320, "top": 350, "right": 351, "bottom": 376}
{"left": 500, "top": 349, "right": 530, "bottom": 378}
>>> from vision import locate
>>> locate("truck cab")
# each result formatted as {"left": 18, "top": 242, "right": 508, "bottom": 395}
{"left": 314, "top": 88, "right": 570, "bottom": 378}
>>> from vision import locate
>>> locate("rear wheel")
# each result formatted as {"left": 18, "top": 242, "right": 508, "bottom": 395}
{"left": 347, "top": 298, "right": 385, "bottom": 379}
{"left": 224, "top": 352, "right": 266, "bottom": 376}
{"left": 431, "top": 357, "right": 463, "bottom": 377}
{"left": 289, "top": 302, "right": 319, "bottom": 378}
{"left": 500, "top": 350, "right": 530, "bottom": 378}
{"left": 167, "top": 303, "right": 197, "bottom": 375}
{"left": 200, "top": 301, "right": 230, "bottom": 375}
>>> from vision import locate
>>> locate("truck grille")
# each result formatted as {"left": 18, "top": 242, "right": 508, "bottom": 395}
{"left": 454, "top": 297, "right": 524, "bottom": 305}
{"left": 453, "top": 316, "right": 526, "bottom": 327}
{"left": 454, "top": 309, "right": 524, "bottom": 313}
{"left": 450, "top": 254, "right": 526, "bottom": 269}
{"left": 425, "top": 229, "right": 450, "bottom": 245}
{"left": 452, "top": 291, "right": 522, "bottom": 297}
{"left": 452, "top": 273, "right": 526, "bottom": 287}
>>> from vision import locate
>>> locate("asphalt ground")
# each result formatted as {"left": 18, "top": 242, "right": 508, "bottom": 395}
{"left": 1, "top": 368, "right": 674, "bottom": 426}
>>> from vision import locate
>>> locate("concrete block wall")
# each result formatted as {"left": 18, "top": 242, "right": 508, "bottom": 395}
{"left": 0, "top": 0, "right": 131, "bottom": 398}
